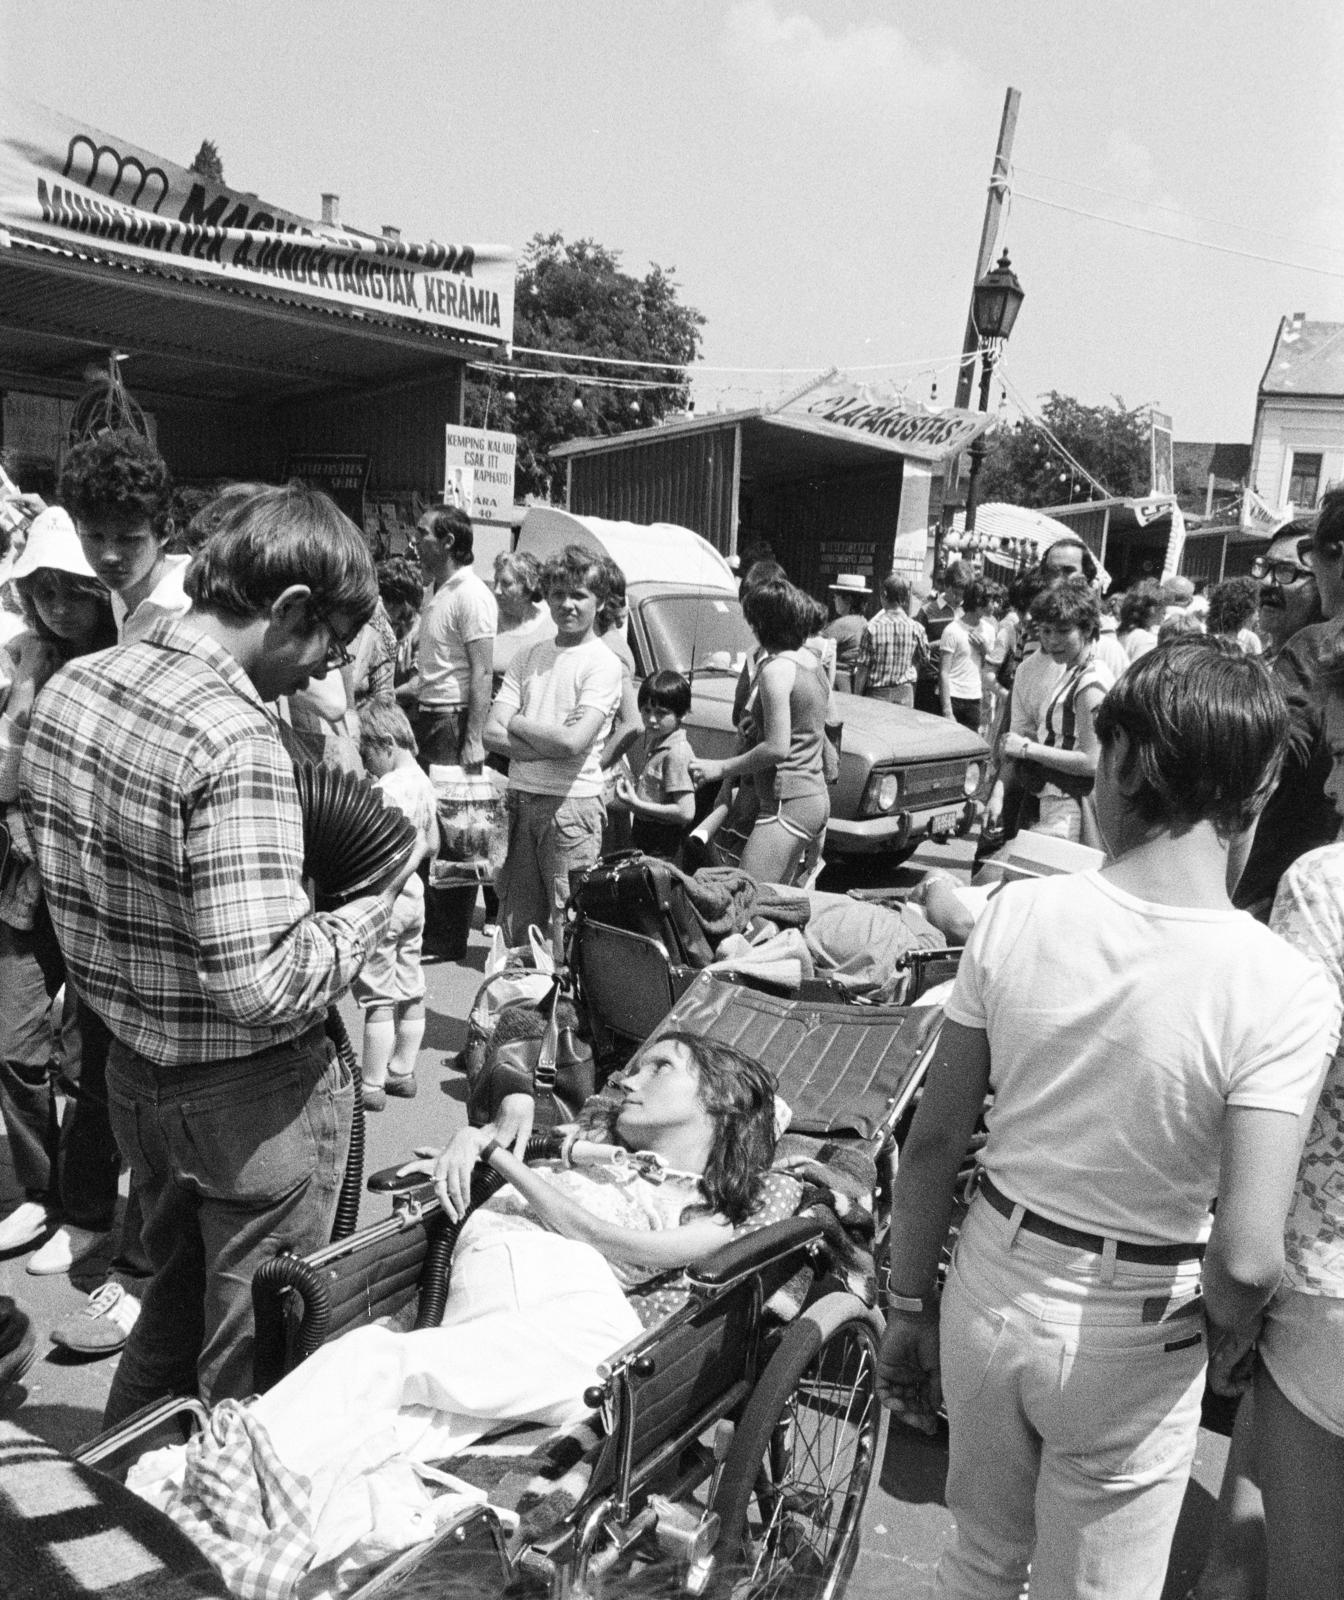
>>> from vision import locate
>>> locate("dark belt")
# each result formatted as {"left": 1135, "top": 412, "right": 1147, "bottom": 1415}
{"left": 977, "top": 1173, "right": 1206, "bottom": 1265}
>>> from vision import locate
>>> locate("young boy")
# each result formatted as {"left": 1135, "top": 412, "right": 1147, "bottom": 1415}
{"left": 613, "top": 670, "right": 696, "bottom": 863}
{"left": 484, "top": 546, "right": 624, "bottom": 959}
{"left": 354, "top": 701, "right": 440, "bottom": 1109}
{"left": 878, "top": 636, "right": 1340, "bottom": 1600}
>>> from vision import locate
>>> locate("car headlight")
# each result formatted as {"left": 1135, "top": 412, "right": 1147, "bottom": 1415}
{"left": 874, "top": 773, "right": 900, "bottom": 812}
{"left": 963, "top": 762, "right": 982, "bottom": 796}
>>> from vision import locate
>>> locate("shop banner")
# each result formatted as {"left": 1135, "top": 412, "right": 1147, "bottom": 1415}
{"left": 772, "top": 378, "right": 995, "bottom": 462}
{"left": 284, "top": 453, "right": 371, "bottom": 525}
{"left": 1149, "top": 409, "right": 1174, "bottom": 497}
{"left": 444, "top": 425, "right": 516, "bottom": 522}
{"left": 0, "top": 95, "right": 513, "bottom": 345}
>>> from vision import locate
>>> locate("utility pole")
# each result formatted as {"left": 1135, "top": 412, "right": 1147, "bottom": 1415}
{"left": 938, "top": 87, "right": 1021, "bottom": 558}
{"left": 953, "top": 88, "right": 1021, "bottom": 413}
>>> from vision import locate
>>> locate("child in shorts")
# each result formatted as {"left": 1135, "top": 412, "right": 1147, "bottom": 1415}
{"left": 354, "top": 702, "right": 440, "bottom": 1110}
{"left": 613, "top": 670, "right": 696, "bottom": 863}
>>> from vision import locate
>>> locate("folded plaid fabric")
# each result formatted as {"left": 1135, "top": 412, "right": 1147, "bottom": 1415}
{"left": 157, "top": 1402, "right": 316, "bottom": 1600}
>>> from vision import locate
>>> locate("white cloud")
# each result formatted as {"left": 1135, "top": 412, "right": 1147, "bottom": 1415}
{"left": 722, "top": 1, "right": 973, "bottom": 112}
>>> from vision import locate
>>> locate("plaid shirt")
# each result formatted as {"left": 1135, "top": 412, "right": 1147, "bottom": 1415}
{"left": 856, "top": 608, "right": 928, "bottom": 689}
{"left": 20, "top": 617, "right": 388, "bottom": 1068}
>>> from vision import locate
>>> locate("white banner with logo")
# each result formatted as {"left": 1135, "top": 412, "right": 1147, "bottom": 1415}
{"left": 0, "top": 94, "right": 513, "bottom": 344}
{"left": 772, "top": 377, "right": 995, "bottom": 462}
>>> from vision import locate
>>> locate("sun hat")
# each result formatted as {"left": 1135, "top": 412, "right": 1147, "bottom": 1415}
{"left": 828, "top": 572, "right": 871, "bottom": 595}
{"left": 9, "top": 507, "right": 99, "bottom": 581}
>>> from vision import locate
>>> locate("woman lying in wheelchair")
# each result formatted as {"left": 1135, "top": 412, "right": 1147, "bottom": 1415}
{"left": 127, "top": 1037, "right": 788, "bottom": 1579}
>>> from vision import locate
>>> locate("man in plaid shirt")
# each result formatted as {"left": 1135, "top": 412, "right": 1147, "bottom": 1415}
{"left": 853, "top": 574, "right": 929, "bottom": 707}
{"left": 21, "top": 485, "right": 426, "bottom": 1425}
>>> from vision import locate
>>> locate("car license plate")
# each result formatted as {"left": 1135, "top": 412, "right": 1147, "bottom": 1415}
{"left": 928, "top": 807, "right": 962, "bottom": 835}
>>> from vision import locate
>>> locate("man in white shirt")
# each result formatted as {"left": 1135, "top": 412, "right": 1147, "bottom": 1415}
{"left": 412, "top": 505, "right": 496, "bottom": 771}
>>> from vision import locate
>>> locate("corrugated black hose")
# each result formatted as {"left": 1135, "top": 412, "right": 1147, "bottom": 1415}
{"left": 326, "top": 1007, "right": 364, "bottom": 1241}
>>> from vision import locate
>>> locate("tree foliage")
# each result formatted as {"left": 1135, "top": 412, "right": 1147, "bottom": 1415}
{"left": 465, "top": 232, "right": 705, "bottom": 502}
{"left": 979, "top": 391, "right": 1152, "bottom": 507}
{"left": 189, "top": 140, "right": 225, "bottom": 183}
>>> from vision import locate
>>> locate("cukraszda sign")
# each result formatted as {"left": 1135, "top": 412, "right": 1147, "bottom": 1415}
{"left": 776, "top": 381, "right": 995, "bottom": 463}
{"left": 0, "top": 95, "right": 514, "bottom": 345}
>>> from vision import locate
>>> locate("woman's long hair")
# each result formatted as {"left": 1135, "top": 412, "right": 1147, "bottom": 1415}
{"left": 14, "top": 571, "right": 117, "bottom": 660}
{"left": 584, "top": 1033, "right": 778, "bottom": 1224}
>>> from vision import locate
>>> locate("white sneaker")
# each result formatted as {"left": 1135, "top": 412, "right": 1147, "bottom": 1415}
{"left": 26, "top": 1223, "right": 107, "bottom": 1276}
{"left": 50, "top": 1281, "right": 141, "bottom": 1355}
{"left": 0, "top": 1201, "right": 54, "bottom": 1253}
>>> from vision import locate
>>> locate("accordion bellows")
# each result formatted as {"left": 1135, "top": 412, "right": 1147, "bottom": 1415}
{"left": 293, "top": 762, "right": 418, "bottom": 908}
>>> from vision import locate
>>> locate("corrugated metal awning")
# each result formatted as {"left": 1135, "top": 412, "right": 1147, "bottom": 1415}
{"left": 0, "top": 233, "right": 490, "bottom": 406}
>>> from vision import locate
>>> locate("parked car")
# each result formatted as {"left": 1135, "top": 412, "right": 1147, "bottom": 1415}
{"left": 516, "top": 508, "right": 987, "bottom": 863}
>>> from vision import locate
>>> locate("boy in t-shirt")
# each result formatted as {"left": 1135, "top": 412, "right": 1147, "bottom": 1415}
{"left": 613, "top": 670, "right": 696, "bottom": 863}
{"left": 879, "top": 636, "right": 1340, "bottom": 1600}
{"left": 353, "top": 702, "right": 441, "bottom": 1109}
{"left": 485, "top": 545, "right": 624, "bottom": 958}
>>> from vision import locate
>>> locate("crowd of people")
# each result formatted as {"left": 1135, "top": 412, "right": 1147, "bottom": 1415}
{"left": 0, "top": 429, "right": 1341, "bottom": 1598}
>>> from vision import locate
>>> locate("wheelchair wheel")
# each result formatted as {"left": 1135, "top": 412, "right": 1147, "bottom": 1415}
{"left": 708, "top": 1294, "right": 883, "bottom": 1599}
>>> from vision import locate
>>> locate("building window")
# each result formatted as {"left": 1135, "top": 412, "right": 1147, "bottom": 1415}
{"left": 1288, "top": 452, "right": 1323, "bottom": 510}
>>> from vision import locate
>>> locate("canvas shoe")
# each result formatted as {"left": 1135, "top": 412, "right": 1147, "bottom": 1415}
{"left": 50, "top": 1281, "right": 140, "bottom": 1356}
{"left": 27, "top": 1224, "right": 107, "bottom": 1276}
{"left": 0, "top": 1201, "right": 54, "bottom": 1254}
{"left": 385, "top": 1072, "right": 417, "bottom": 1100}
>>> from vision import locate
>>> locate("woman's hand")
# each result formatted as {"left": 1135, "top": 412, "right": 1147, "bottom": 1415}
{"left": 399, "top": 1124, "right": 500, "bottom": 1221}
{"left": 612, "top": 774, "right": 637, "bottom": 809}
{"left": 876, "top": 1310, "right": 943, "bottom": 1434}
{"left": 689, "top": 755, "right": 726, "bottom": 788}
{"left": 494, "top": 1093, "right": 535, "bottom": 1159}
{"left": 1207, "top": 1318, "right": 1260, "bottom": 1398}
{"left": 1000, "top": 733, "right": 1031, "bottom": 761}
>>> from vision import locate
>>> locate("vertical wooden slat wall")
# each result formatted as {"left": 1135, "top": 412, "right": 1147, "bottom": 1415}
{"left": 569, "top": 427, "right": 737, "bottom": 554}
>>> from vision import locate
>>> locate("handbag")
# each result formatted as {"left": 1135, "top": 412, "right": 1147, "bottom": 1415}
{"left": 466, "top": 977, "right": 596, "bottom": 1131}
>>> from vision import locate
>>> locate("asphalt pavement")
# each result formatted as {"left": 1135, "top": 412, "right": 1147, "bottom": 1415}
{"left": 0, "top": 838, "right": 1227, "bottom": 1598}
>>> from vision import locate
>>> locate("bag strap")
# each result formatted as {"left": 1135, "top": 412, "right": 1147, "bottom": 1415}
{"left": 1042, "top": 660, "right": 1086, "bottom": 752}
{"left": 533, "top": 978, "right": 564, "bottom": 1091}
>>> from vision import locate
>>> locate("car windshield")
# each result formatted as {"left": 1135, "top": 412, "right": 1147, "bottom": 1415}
{"left": 636, "top": 592, "right": 757, "bottom": 677}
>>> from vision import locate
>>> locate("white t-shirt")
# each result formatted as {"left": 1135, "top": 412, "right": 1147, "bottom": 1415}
{"left": 494, "top": 636, "right": 623, "bottom": 798}
{"left": 946, "top": 870, "right": 1340, "bottom": 1245}
{"left": 941, "top": 616, "right": 993, "bottom": 699}
{"left": 113, "top": 553, "right": 192, "bottom": 643}
{"left": 1008, "top": 648, "right": 1065, "bottom": 738}
{"left": 417, "top": 566, "right": 497, "bottom": 709}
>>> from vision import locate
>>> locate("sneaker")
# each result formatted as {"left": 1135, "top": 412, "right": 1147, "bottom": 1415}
{"left": 27, "top": 1224, "right": 107, "bottom": 1277}
{"left": 0, "top": 1201, "right": 54, "bottom": 1254}
{"left": 0, "top": 1298, "right": 36, "bottom": 1394}
{"left": 50, "top": 1281, "right": 140, "bottom": 1356}
{"left": 385, "top": 1072, "right": 417, "bottom": 1100}
{"left": 361, "top": 1084, "right": 387, "bottom": 1112}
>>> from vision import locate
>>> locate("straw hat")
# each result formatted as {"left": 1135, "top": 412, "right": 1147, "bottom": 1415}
{"left": 9, "top": 507, "right": 98, "bottom": 581}
{"left": 828, "top": 572, "right": 871, "bottom": 595}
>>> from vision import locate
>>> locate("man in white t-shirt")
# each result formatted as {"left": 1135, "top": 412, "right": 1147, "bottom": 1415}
{"left": 879, "top": 634, "right": 1340, "bottom": 1600}
{"left": 485, "top": 545, "right": 623, "bottom": 960}
{"left": 939, "top": 577, "right": 996, "bottom": 730}
{"left": 413, "top": 505, "right": 497, "bottom": 771}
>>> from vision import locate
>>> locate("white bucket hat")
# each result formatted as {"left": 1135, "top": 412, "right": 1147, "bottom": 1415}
{"left": 828, "top": 572, "right": 871, "bottom": 596}
{"left": 9, "top": 507, "right": 99, "bottom": 581}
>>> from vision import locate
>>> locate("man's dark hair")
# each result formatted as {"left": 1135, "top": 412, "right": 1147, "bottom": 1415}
{"left": 943, "top": 560, "right": 974, "bottom": 591}
{"left": 1008, "top": 566, "right": 1051, "bottom": 616}
{"left": 420, "top": 503, "right": 474, "bottom": 564}
{"left": 740, "top": 558, "right": 786, "bottom": 599}
{"left": 882, "top": 574, "right": 910, "bottom": 610}
{"left": 1313, "top": 486, "right": 1344, "bottom": 555}
{"left": 638, "top": 669, "right": 692, "bottom": 718}
{"left": 182, "top": 481, "right": 270, "bottom": 554}
{"left": 596, "top": 555, "right": 628, "bottom": 635}
{"left": 1030, "top": 575, "right": 1101, "bottom": 640}
{"left": 59, "top": 430, "right": 174, "bottom": 541}
{"left": 185, "top": 482, "right": 378, "bottom": 624}
{"left": 961, "top": 578, "right": 993, "bottom": 613}
{"left": 541, "top": 544, "right": 613, "bottom": 609}
{"left": 742, "top": 577, "right": 814, "bottom": 653}
{"left": 1119, "top": 579, "right": 1165, "bottom": 634}
{"left": 1041, "top": 536, "right": 1099, "bottom": 583}
{"left": 1206, "top": 576, "right": 1260, "bottom": 637}
{"left": 1094, "top": 635, "right": 1288, "bottom": 834}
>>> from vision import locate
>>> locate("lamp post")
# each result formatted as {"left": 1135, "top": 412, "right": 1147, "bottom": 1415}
{"left": 962, "top": 251, "right": 1025, "bottom": 537}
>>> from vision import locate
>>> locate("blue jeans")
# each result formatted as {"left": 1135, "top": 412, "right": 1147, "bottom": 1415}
{"left": 936, "top": 1197, "right": 1207, "bottom": 1600}
{"left": 103, "top": 1024, "right": 353, "bottom": 1425}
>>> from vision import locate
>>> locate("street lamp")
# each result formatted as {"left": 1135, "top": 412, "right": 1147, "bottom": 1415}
{"left": 963, "top": 250, "right": 1025, "bottom": 536}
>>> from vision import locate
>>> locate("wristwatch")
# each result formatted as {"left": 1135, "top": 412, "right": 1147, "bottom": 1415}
{"left": 478, "top": 1138, "right": 501, "bottom": 1166}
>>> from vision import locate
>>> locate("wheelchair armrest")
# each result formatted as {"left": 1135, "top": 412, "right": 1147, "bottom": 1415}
{"left": 685, "top": 1217, "right": 825, "bottom": 1290}
{"left": 367, "top": 1128, "right": 568, "bottom": 1193}
{"left": 75, "top": 1394, "right": 211, "bottom": 1466}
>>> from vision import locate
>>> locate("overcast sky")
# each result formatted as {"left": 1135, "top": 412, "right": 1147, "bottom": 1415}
{"left": 5, "top": 0, "right": 1343, "bottom": 454}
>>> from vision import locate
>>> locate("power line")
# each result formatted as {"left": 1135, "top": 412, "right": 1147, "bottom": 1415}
{"left": 1013, "top": 186, "right": 1344, "bottom": 282}
{"left": 1014, "top": 165, "right": 1337, "bottom": 257}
